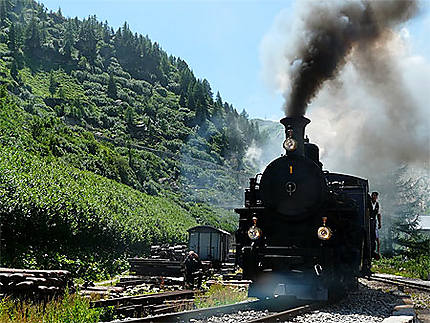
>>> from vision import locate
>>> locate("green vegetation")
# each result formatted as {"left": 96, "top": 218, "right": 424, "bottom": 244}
{"left": 374, "top": 166, "right": 430, "bottom": 279}
{"left": 0, "top": 0, "right": 265, "bottom": 278}
{"left": 0, "top": 142, "right": 198, "bottom": 278}
{"left": 20, "top": 67, "right": 87, "bottom": 100}
{"left": 194, "top": 284, "right": 248, "bottom": 309}
{"left": 0, "top": 291, "right": 103, "bottom": 323}
{"left": 373, "top": 255, "right": 430, "bottom": 280}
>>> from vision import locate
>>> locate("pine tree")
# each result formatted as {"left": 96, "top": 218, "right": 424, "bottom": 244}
{"left": 58, "top": 86, "right": 66, "bottom": 99}
{"left": 387, "top": 166, "right": 430, "bottom": 257}
{"left": 107, "top": 73, "right": 118, "bottom": 99}
{"left": 201, "top": 79, "right": 213, "bottom": 104}
{"left": 193, "top": 82, "right": 209, "bottom": 125}
{"left": 0, "top": 0, "right": 12, "bottom": 26}
{"left": 63, "top": 20, "right": 75, "bottom": 59}
{"left": 8, "top": 22, "right": 17, "bottom": 53}
{"left": 179, "top": 93, "right": 187, "bottom": 107}
{"left": 10, "top": 59, "right": 18, "bottom": 81}
{"left": 76, "top": 16, "right": 98, "bottom": 63}
{"left": 24, "top": 18, "right": 41, "bottom": 54}
{"left": 215, "top": 92, "right": 223, "bottom": 106}
{"left": 49, "top": 71, "right": 58, "bottom": 97}
{"left": 125, "top": 106, "right": 134, "bottom": 127}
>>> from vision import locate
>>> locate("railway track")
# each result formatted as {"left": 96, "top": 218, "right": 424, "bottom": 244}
{"left": 100, "top": 274, "right": 426, "bottom": 323}
{"left": 105, "top": 296, "right": 323, "bottom": 323}
{"left": 368, "top": 273, "right": 430, "bottom": 293}
{"left": 92, "top": 289, "right": 196, "bottom": 317}
{"left": 244, "top": 303, "right": 322, "bottom": 323}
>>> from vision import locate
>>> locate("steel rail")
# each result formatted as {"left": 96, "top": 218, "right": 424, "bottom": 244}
{"left": 91, "top": 289, "right": 196, "bottom": 308}
{"left": 104, "top": 299, "right": 261, "bottom": 323}
{"left": 245, "top": 303, "right": 323, "bottom": 323}
{"left": 368, "top": 275, "right": 430, "bottom": 293}
{"left": 105, "top": 296, "right": 314, "bottom": 323}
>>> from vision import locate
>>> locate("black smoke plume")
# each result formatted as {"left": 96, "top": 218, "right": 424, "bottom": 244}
{"left": 285, "top": 0, "right": 418, "bottom": 116}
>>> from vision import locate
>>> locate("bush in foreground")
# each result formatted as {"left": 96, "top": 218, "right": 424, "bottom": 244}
{"left": 194, "top": 284, "right": 248, "bottom": 309}
{"left": 373, "top": 255, "right": 430, "bottom": 280}
{"left": 0, "top": 292, "right": 103, "bottom": 323}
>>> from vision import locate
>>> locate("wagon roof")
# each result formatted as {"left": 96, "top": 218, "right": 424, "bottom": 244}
{"left": 418, "top": 216, "right": 430, "bottom": 230}
{"left": 187, "top": 225, "right": 231, "bottom": 236}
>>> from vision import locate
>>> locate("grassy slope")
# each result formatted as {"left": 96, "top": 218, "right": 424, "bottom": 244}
{"left": 0, "top": 89, "right": 201, "bottom": 279}
{"left": 0, "top": 0, "right": 259, "bottom": 279}
{"left": 20, "top": 67, "right": 87, "bottom": 100}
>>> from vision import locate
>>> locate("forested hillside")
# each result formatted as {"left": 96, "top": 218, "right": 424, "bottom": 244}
{"left": 0, "top": 0, "right": 264, "bottom": 278}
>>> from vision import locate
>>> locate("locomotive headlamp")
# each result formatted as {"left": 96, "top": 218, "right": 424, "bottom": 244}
{"left": 317, "top": 217, "right": 332, "bottom": 241}
{"left": 248, "top": 226, "right": 262, "bottom": 240}
{"left": 248, "top": 216, "right": 262, "bottom": 241}
{"left": 283, "top": 127, "right": 297, "bottom": 152}
{"left": 317, "top": 226, "right": 332, "bottom": 240}
{"left": 283, "top": 138, "right": 297, "bottom": 152}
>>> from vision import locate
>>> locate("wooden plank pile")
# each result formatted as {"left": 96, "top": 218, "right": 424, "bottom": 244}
{"left": 221, "top": 262, "right": 236, "bottom": 273}
{"left": 222, "top": 272, "right": 243, "bottom": 281}
{"left": 150, "top": 244, "right": 187, "bottom": 261}
{"left": 0, "top": 268, "right": 73, "bottom": 297}
{"left": 79, "top": 285, "right": 124, "bottom": 297}
{"left": 117, "top": 275, "right": 183, "bottom": 288}
{"left": 128, "top": 258, "right": 184, "bottom": 277}
{"left": 206, "top": 279, "right": 251, "bottom": 288}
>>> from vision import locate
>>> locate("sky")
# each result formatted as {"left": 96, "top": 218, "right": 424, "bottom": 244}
{"left": 39, "top": 0, "right": 430, "bottom": 121}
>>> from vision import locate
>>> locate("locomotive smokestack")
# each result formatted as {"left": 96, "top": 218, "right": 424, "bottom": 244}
{"left": 280, "top": 116, "right": 310, "bottom": 157}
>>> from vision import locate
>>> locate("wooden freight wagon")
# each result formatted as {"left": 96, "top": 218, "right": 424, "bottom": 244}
{"left": 187, "top": 226, "right": 230, "bottom": 265}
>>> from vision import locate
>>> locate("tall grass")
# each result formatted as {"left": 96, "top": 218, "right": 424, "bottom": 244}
{"left": 0, "top": 292, "right": 103, "bottom": 323}
{"left": 194, "top": 284, "right": 248, "bottom": 309}
{"left": 373, "top": 255, "right": 430, "bottom": 280}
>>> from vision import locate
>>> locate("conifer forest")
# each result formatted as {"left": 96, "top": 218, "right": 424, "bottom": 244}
{"left": 0, "top": 0, "right": 266, "bottom": 279}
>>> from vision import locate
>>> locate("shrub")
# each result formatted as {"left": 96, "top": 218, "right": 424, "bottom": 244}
{"left": 373, "top": 255, "right": 430, "bottom": 280}
{"left": 194, "top": 284, "right": 248, "bottom": 309}
{"left": 0, "top": 291, "right": 102, "bottom": 323}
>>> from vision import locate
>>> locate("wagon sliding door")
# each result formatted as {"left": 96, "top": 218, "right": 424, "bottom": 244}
{"left": 200, "top": 233, "right": 210, "bottom": 260}
{"left": 211, "top": 233, "right": 220, "bottom": 260}
{"left": 189, "top": 232, "right": 199, "bottom": 255}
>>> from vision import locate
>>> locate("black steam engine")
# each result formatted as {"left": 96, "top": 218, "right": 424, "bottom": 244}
{"left": 235, "top": 116, "right": 372, "bottom": 300}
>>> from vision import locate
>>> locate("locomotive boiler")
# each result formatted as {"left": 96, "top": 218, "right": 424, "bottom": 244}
{"left": 235, "top": 116, "right": 372, "bottom": 300}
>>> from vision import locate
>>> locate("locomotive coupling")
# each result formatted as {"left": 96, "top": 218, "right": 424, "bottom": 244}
{"left": 317, "top": 217, "right": 332, "bottom": 240}
{"left": 314, "top": 264, "right": 323, "bottom": 276}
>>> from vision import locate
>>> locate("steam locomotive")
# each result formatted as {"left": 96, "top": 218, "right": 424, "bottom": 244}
{"left": 235, "top": 116, "right": 372, "bottom": 300}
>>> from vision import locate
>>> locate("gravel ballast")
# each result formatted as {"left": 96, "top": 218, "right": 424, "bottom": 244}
{"left": 194, "top": 279, "right": 405, "bottom": 323}
{"left": 289, "top": 280, "right": 403, "bottom": 323}
{"left": 190, "top": 309, "right": 271, "bottom": 323}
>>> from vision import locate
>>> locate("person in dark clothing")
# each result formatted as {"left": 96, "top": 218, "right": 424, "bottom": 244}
{"left": 369, "top": 192, "right": 381, "bottom": 259}
{"left": 184, "top": 251, "right": 202, "bottom": 288}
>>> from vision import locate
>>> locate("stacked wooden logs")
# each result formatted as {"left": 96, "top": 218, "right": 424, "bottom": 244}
{"left": 128, "top": 258, "right": 184, "bottom": 277}
{"left": 127, "top": 245, "right": 188, "bottom": 278}
{"left": 0, "top": 268, "right": 73, "bottom": 298}
{"left": 150, "top": 244, "right": 187, "bottom": 261}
